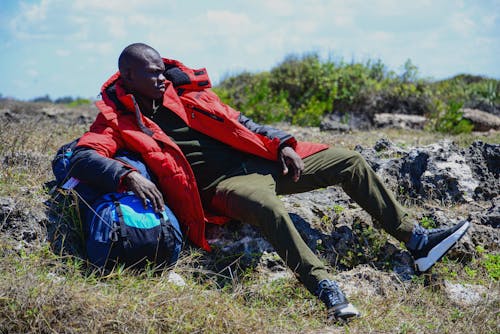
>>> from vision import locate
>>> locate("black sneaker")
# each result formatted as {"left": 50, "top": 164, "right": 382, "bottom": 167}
{"left": 316, "top": 279, "right": 360, "bottom": 322}
{"left": 410, "top": 220, "right": 470, "bottom": 272}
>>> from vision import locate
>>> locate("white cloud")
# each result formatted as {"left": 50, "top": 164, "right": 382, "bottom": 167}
{"left": 20, "top": 0, "right": 50, "bottom": 22}
{"left": 72, "top": 0, "right": 164, "bottom": 13}
{"left": 10, "top": 1, "right": 69, "bottom": 40}
{"left": 103, "top": 16, "right": 127, "bottom": 38}
{"left": 368, "top": 31, "right": 393, "bottom": 43}
{"left": 481, "top": 14, "right": 497, "bottom": 28}
{"left": 260, "top": 0, "right": 295, "bottom": 16}
{"left": 449, "top": 12, "right": 476, "bottom": 36}
{"left": 26, "top": 68, "right": 39, "bottom": 78}
{"left": 78, "top": 42, "right": 114, "bottom": 56}
{"left": 292, "top": 19, "right": 318, "bottom": 34}
{"left": 206, "top": 10, "right": 252, "bottom": 28}
{"left": 55, "top": 49, "right": 71, "bottom": 57}
{"left": 2, "top": 0, "right": 499, "bottom": 100}
{"left": 332, "top": 15, "right": 354, "bottom": 28}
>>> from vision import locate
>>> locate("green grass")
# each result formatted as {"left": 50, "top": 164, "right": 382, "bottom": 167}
{"left": 0, "top": 100, "right": 498, "bottom": 333}
{"left": 420, "top": 216, "right": 437, "bottom": 229}
{"left": 1, "top": 242, "right": 498, "bottom": 333}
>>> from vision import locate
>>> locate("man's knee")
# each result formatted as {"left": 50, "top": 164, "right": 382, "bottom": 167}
{"left": 223, "top": 185, "right": 285, "bottom": 222}
{"left": 339, "top": 150, "right": 371, "bottom": 182}
{"left": 346, "top": 151, "right": 367, "bottom": 168}
{"left": 253, "top": 191, "right": 286, "bottom": 219}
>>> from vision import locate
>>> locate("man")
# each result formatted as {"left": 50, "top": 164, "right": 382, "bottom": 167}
{"left": 71, "top": 43, "right": 470, "bottom": 321}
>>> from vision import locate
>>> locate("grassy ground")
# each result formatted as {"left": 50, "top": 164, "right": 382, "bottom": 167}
{"left": 0, "top": 103, "right": 498, "bottom": 333}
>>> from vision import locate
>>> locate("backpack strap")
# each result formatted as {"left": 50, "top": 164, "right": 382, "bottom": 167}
{"left": 158, "top": 212, "right": 183, "bottom": 248}
{"left": 158, "top": 213, "right": 172, "bottom": 247}
{"left": 111, "top": 194, "right": 131, "bottom": 248}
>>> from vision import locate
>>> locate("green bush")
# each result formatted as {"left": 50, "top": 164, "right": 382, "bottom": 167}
{"left": 68, "top": 98, "right": 92, "bottom": 107}
{"left": 214, "top": 72, "right": 290, "bottom": 123}
{"left": 215, "top": 53, "right": 499, "bottom": 127}
{"left": 433, "top": 101, "right": 473, "bottom": 134}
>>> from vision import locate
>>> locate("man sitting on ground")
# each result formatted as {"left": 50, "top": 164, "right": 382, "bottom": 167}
{"left": 70, "top": 43, "right": 470, "bottom": 321}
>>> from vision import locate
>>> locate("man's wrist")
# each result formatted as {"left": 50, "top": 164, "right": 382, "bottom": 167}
{"left": 279, "top": 137, "right": 297, "bottom": 154}
{"left": 119, "top": 170, "right": 136, "bottom": 190}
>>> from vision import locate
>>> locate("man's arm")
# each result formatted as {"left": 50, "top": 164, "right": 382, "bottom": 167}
{"left": 237, "top": 114, "right": 303, "bottom": 181}
{"left": 237, "top": 113, "right": 296, "bottom": 148}
{"left": 70, "top": 147, "right": 165, "bottom": 212}
{"left": 70, "top": 146, "right": 132, "bottom": 193}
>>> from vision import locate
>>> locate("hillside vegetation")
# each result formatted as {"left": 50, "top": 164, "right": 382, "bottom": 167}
{"left": 0, "top": 55, "right": 499, "bottom": 333}
{"left": 215, "top": 54, "right": 499, "bottom": 132}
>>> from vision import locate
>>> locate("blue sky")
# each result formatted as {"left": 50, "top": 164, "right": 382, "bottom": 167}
{"left": 1, "top": 0, "right": 499, "bottom": 100}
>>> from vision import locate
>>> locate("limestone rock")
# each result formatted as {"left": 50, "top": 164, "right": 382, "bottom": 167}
{"left": 356, "top": 139, "right": 499, "bottom": 203}
{"left": 443, "top": 281, "right": 490, "bottom": 307}
{"left": 320, "top": 112, "right": 372, "bottom": 132}
{"left": 374, "top": 113, "right": 427, "bottom": 129}
{"left": 461, "top": 108, "right": 500, "bottom": 131}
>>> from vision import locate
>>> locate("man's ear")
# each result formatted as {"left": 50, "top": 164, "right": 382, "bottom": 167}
{"left": 121, "top": 67, "right": 133, "bottom": 82}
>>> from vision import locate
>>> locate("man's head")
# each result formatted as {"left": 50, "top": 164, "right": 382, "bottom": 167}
{"left": 118, "top": 43, "right": 166, "bottom": 100}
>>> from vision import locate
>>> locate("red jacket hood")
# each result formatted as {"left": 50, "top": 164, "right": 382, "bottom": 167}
{"left": 99, "top": 58, "right": 212, "bottom": 116}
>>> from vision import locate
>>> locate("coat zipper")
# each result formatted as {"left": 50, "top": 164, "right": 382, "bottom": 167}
{"left": 188, "top": 105, "right": 224, "bottom": 122}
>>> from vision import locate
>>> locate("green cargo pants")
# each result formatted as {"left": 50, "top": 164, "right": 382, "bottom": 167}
{"left": 203, "top": 148, "right": 414, "bottom": 294}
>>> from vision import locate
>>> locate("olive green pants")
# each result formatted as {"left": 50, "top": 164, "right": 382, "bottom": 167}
{"left": 204, "top": 148, "right": 414, "bottom": 294}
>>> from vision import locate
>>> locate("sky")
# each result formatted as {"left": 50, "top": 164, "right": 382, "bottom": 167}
{"left": 0, "top": 0, "right": 499, "bottom": 101}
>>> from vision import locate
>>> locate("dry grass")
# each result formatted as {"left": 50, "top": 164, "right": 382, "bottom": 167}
{"left": 0, "top": 241, "right": 498, "bottom": 333}
{"left": 0, "top": 102, "right": 498, "bottom": 333}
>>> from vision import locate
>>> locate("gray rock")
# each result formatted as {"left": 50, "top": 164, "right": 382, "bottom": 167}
{"left": 443, "top": 281, "right": 490, "bottom": 307}
{"left": 357, "top": 139, "right": 499, "bottom": 204}
{"left": 336, "top": 265, "right": 405, "bottom": 297}
{"left": 374, "top": 113, "right": 427, "bottom": 130}
{"left": 461, "top": 108, "right": 500, "bottom": 131}
{"left": 320, "top": 112, "right": 372, "bottom": 132}
{"left": 465, "top": 141, "right": 499, "bottom": 201}
{"left": 419, "top": 141, "right": 478, "bottom": 203}
{"left": 0, "top": 196, "right": 47, "bottom": 248}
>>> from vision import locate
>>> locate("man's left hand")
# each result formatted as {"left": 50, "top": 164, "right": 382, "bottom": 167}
{"left": 279, "top": 146, "right": 304, "bottom": 182}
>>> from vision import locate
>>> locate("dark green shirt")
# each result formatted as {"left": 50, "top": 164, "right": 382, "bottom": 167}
{"left": 146, "top": 106, "right": 247, "bottom": 192}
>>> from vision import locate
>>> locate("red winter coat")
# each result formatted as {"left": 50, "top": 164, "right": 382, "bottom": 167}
{"left": 77, "top": 58, "right": 328, "bottom": 250}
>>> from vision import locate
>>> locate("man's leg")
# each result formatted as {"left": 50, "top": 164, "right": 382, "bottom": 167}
{"left": 273, "top": 147, "right": 469, "bottom": 272}
{"left": 207, "top": 172, "right": 331, "bottom": 293}
{"left": 273, "top": 147, "right": 415, "bottom": 242}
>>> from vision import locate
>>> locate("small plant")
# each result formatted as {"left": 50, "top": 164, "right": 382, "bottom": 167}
{"left": 433, "top": 101, "right": 473, "bottom": 134}
{"left": 464, "top": 266, "right": 477, "bottom": 279}
{"left": 482, "top": 253, "right": 500, "bottom": 281}
{"left": 420, "top": 216, "right": 437, "bottom": 229}
{"left": 332, "top": 204, "right": 344, "bottom": 215}
{"left": 315, "top": 239, "right": 325, "bottom": 252}
{"left": 320, "top": 214, "right": 333, "bottom": 225}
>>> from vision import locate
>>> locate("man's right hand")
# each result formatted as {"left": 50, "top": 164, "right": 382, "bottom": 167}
{"left": 123, "top": 171, "right": 165, "bottom": 212}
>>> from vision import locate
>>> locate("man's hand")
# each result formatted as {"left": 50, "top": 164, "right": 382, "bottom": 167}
{"left": 123, "top": 171, "right": 164, "bottom": 212}
{"left": 279, "top": 146, "right": 304, "bottom": 182}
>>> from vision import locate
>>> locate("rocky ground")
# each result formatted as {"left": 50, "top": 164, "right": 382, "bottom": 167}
{"left": 0, "top": 99, "right": 499, "bottom": 316}
{"left": 203, "top": 134, "right": 499, "bottom": 305}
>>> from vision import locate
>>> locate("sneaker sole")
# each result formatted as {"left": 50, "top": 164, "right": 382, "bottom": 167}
{"left": 328, "top": 303, "right": 361, "bottom": 322}
{"left": 414, "top": 221, "right": 470, "bottom": 272}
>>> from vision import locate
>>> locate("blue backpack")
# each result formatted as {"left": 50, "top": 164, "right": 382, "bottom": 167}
{"left": 86, "top": 192, "right": 182, "bottom": 268}
{"left": 51, "top": 140, "right": 183, "bottom": 269}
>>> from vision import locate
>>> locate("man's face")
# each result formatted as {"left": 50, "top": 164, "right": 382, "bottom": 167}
{"left": 125, "top": 51, "right": 166, "bottom": 100}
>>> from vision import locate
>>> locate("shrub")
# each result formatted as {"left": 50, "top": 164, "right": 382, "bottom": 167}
{"left": 215, "top": 53, "right": 499, "bottom": 127}
{"left": 215, "top": 72, "right": 290, "bottom": 123}
{"left": 433, "top": 101, "right": 474, "bottom": 134}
